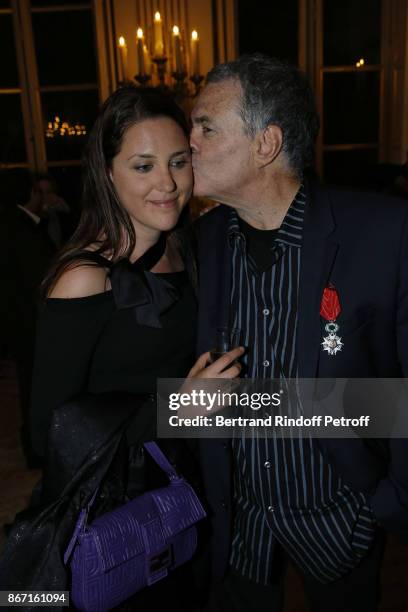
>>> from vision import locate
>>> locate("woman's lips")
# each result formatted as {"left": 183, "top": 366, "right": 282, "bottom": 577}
{"left": 149, "top": 198, "right": 178, "bottom": 208}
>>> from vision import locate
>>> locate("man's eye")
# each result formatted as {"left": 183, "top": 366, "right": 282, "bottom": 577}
{"left": 202, "top": 126, "right": 213, "bottom": 134}
{"left": 134, "top": 165, "right": 153, "bottom": 173}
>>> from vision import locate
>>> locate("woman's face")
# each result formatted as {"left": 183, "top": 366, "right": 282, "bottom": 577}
{"left": 111, "top": 117, "right": 192, "bottom": 236}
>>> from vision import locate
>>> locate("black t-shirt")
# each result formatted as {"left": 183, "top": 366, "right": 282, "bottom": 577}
{"left": 238, "top": 216, "right": 279, "bottom": 270}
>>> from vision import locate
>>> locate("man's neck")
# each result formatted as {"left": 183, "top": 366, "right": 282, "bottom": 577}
{"left": 24, "top": 200, "right": 42, "bottom": 216}
{"left": 228, "top": 173, "right": 301, "bottom": 230}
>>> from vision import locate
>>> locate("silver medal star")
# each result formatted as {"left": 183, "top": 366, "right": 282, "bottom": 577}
{"left": 322, "top": 332, "right": 343, "bottom": 355}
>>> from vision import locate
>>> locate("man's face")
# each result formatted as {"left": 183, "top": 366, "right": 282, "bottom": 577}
{"left": 190, "top": 79, "right": 254, "bottom": 202}
{"left": 33, "top": 180, "right": 59, "bottom": 212}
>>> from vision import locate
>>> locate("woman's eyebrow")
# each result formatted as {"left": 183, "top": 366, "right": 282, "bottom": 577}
{"left": 127, "top": 152, "right": 155, "bottom": 161}
{"left": 128, "top": 149, "right": 190, "bottom": 161}
{"left": 170, "top": 149, "right": 190, "bottom": 157}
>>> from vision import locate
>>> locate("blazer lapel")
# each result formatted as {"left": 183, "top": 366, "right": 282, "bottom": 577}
{"left": 197, "top": 206, "right": 232, "bottom": 354}
{"left": 297, "top": 182, "right": 339, "bottom": 378}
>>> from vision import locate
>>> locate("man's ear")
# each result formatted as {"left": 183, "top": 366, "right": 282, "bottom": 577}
{"left": 253, "top": 125, "right": 283, "bottom": 168}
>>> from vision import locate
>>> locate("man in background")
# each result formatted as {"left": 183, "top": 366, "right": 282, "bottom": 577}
{"left": 0, "top": 173, "right": 64, "bottom": 467}
{"left": 28, "top": 173, "right": 72, "bottom": 248}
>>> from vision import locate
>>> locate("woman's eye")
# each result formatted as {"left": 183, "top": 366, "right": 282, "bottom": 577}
{"left": 134, "top": 164, "right": 153, "bottom": 173}
{"left": 170, "top": 159, "right": 188, "bottom": 168}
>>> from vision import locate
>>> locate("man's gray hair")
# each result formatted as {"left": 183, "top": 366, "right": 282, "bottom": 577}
{"left": 206, "top": 54, "right": 320, "bottom": 176}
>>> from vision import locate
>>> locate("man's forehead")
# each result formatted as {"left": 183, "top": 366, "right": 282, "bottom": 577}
{"left": 192, "top": 80, "right": 240, "bottom": 119}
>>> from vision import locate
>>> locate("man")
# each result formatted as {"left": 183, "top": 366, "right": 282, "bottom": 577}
{"left": 28, "top": 173, "right": 72, "bottom": 248}
{"left": 190, "top": 54, "right": 408, "bottom": 611}
{"left": 0, "top": 175, "right": 58, "bottom": 467}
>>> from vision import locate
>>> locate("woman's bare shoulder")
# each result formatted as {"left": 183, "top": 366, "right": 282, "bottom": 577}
{"left": 48, "top": 264, "right": 110, "bottom": 299}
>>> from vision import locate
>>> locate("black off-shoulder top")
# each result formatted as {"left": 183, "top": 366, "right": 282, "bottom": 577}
{"left": 30, "top": 251, "right": 197, "bottom": 457}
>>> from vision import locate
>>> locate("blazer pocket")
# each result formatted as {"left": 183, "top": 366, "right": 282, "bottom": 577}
{"left": 318, "top": 308, "right": 376, "bottom": 378}
{"left": 328, "top": 307, "right": 374, "bottom": 338}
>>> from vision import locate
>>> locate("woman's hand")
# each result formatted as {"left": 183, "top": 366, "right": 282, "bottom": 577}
{"left": 169, "top": 347, "right": 244, "bottom": 417}
{"left": 188, "top": 346, "right": 245, "bottom": 379}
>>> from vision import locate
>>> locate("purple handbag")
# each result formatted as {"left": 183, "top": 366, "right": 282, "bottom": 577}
{"left": 64, "top": 442, "right": 206, "bottom": 612}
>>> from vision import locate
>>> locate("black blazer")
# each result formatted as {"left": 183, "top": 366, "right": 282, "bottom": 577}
{"left": 196, "top": 181, "right": 408, "bottom": 579}
{"left": 0, "top": 206, "right": 55, "bottom": 344}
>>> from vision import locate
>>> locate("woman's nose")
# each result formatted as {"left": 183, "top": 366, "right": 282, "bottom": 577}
{"left": 158, "top": 168, "right": 177, "bottom": 193}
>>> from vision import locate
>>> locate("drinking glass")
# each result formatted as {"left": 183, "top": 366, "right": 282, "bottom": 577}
{"left": 210, "top": 327, "right": 241, "bottom": 363}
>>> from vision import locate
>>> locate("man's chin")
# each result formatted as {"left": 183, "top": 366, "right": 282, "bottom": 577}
{"left": 192, "top": 184, "right": 208, "bottom": 198}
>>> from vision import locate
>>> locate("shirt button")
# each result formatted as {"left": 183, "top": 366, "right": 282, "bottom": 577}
{"left": 262, "top": 308, "right": 270, "bottom": 316}
{"left": 263, "top": 360, "right": 270, "bottom": 367}
{"left": 267, "top": 505, "right": 274, "bottom": 513}
{"left": 264, "top": 461, "right": 271, "bottom": 469}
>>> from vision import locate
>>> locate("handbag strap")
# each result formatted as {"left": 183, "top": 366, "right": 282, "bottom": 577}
{"left": 63, "top": 486, "right": 99, "bottom": 565}
{"left": 143, "top": 441, "right": 182, "bottom": 482}
{"left": 64, "top": 442, "right": 180, "bottom": 565}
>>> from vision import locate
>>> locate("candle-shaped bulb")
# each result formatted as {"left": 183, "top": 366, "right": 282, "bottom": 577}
{"left": 172, "top": 25, "right": 182, "bottom": 71}
{"left": 190, "top": 30, "right": 200, "bottom": 75}
{"left": 154, "top": 11, "right": 164, "bottom": 56}
{"left": 118, "top": 36, "right": 128, "bottom": 81}
{"left": 136, "top": 28, "right": 145, "bottom": 75}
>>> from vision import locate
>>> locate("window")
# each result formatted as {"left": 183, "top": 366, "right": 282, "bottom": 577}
{"left": 0, "top": 1, "right": 100, "bottom": 210}
{"left": 318, "top": 0, "right": 383, "bottom": 187}
{"left": 237, "top": 0, "right": 298, "bottom": 64}
{"left": 235, "top": 0, "right": 398, "bottom": 189}
{"left": 0, "top": 2, "right": 29, "bottom": 207}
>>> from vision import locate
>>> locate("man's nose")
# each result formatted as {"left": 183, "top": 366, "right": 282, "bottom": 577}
{"left": 190, "top": 132, "right": 198, "bottom": 153}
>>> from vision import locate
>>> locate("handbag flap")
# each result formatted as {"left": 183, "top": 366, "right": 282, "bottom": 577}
{"left": 150, "top": 480, "right": 206, "bottom": 537}
{"left": 77, "top": 479, "right": 205, "bottom": 573}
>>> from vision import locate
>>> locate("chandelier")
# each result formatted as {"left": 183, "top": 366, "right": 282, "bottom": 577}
{"left": 45, "top": 116, "right": 87, "bottom": 138}
{"left": 116, "top": 11, "right": 203, "bottom": 99}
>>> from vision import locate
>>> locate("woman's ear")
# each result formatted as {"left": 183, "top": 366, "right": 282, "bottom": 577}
{"left": 253, "top": 125, "right": 283, "bottom": 168}
{"left": 109, "top": 168, "right": 114, "bottom": 183}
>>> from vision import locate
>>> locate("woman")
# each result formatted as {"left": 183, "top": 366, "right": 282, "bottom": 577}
{"left": 1, "top": 87, "right": 242, "bottom": 610}
{"left": 30, "top": 86, "right": 242, "bottom": 458}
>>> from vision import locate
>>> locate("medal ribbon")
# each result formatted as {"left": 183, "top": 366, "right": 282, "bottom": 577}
{"left": 320, "top": 286, "right": 341, "bottom": 321}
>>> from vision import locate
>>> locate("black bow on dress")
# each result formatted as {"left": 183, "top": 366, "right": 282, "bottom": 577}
{"left": 109, "top": 233, "right": 180, "bottom": 328}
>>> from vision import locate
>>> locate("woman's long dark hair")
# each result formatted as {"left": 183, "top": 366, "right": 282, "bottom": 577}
{"left": 42, "top": 86, "right": 189, "bottom": 297}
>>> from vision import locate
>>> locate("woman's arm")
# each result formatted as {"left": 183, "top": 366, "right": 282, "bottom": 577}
{"left": 30, "top": 265, "right": 113, "bottom": 457}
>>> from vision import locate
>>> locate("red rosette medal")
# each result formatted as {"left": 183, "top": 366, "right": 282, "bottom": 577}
{"left": 320, "top": 285, "right": 343, "bottom": 355}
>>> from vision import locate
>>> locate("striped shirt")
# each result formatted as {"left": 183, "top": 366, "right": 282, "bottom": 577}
{"left": 228, "top": 185, "right": 375, "bottom": 584}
